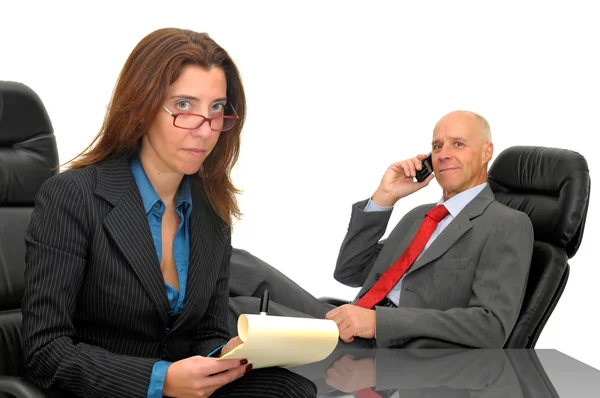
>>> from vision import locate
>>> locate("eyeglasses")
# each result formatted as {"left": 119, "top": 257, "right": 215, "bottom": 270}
{"left": 162, "top": 104, "right": 240, "bottom": 132}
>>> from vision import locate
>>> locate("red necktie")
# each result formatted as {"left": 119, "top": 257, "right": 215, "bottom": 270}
{"left": 354, "top": 388, "right": 383, "bottom": 398}
{"left": 355, "top": 204, "right": 449, "bottom": 309}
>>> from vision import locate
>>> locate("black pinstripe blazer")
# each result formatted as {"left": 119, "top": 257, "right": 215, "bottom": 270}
{"left": 21, "top": 156, "right": 232, "bottom": 398}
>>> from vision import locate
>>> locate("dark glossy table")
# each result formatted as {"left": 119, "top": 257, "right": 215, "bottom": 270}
{"left": 2, "top": 348, "right": 599, "bottom": 397}
{"left": 289, "top": 348, "right": 600, "bottom": 397}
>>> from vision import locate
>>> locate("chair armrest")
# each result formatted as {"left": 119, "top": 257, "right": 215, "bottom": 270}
{"left": 0, "top": 376, "right": 46, "bottom": 398}
{"left": 318, "top": 297, "right": 351, "bottom": 307}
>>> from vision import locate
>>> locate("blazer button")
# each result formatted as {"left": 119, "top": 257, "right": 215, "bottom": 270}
{"left": 375, "top": 272, "right": 382, "bottom": 280}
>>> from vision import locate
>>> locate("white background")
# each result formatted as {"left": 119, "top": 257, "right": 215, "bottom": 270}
{"left": 2, "top": 1, "right": 598, "bottom": 369}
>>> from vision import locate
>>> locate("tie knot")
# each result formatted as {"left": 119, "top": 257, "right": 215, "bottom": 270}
{"left": 426, "top": 204, "right": 449, "bottom": 223}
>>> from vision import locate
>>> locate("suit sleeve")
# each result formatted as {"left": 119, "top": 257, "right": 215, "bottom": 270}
{"left": 21, "top": 173, "right": 157, "bottom": 398}
{"left": 375, "top": 211, "right": 534, "bottom": 348}
{"left": 333, "top": 199, "right": 393, "bottom": 287}
{"left": 192, "top": 228, "right": 232, "bottom": 356}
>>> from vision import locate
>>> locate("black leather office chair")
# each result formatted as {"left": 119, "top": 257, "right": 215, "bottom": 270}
{"left": 320, "top": 145, "right": 591, "bottom": 349}
{"left": 489, "top": 146, "right": 590, "bottom": 348}
{"left": 0, "top": 81, "right": 59, "bottom": 398}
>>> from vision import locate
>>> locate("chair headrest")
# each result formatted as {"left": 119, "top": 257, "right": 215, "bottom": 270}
{"left": 0, "top": 81, "right": 59, "bottom": 205}
{"left": 488, "top": 145, "right": 590, "bottom": 258}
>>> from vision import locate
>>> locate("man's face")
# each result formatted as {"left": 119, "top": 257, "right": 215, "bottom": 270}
{"left": 431, "top": 112, "right": 493, "bottom": 200}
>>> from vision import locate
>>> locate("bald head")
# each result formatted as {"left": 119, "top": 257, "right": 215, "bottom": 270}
{"left": 434, "top": 110, "right": 492, "bottom": 144}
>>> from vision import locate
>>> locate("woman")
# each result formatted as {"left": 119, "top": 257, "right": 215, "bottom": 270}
{"left": 21, "top": 28, "right": 316, "bottom": 398}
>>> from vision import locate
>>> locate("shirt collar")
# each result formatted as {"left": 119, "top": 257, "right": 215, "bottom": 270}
{"left": 129, "top": 153, "right": 192, "bottom": 214}
{"left": 438, "top": 182, "right": 487, "bottom": 218}
{"left": 176, "top": 175, "right": 192, "bottom": 210}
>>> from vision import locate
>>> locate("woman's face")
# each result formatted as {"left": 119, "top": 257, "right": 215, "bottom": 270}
{"left": 141, "top": 65, "right": 228, "bottom": 176}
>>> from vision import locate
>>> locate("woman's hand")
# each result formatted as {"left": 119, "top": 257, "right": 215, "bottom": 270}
{"left": 162, "top": 355, "right": 249, "bottom": 398}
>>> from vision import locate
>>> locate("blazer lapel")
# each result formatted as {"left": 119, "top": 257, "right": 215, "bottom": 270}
{"left": 384, "top": 217, "right": 423, "bottom": 272}
{"left": 169, "top": 178, "right": 222, "bottom": 334}
{"left": 406, "top": 185, "right": 495, "bottom": 276}
{"left": 406, "top": 211, "right": 473, "bottom": 276}
{"left": 95, "top": 157, "right": 170, "bottom": 324}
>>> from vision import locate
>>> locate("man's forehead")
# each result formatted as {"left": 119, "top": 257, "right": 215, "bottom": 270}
{"left": 433, "top": 113, "right": 479, "bottom": 138}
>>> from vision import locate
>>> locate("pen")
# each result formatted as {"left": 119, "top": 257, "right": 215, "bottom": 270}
{"left": 259, "top": 289, "right": 270, "bottom": 315}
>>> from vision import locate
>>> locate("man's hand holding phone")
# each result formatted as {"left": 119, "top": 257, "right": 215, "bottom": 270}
{"left": 415, "top": 152, "right": 433, "bottom": 182}
{"left": 371, "top": 153, "right": 435, "bottom": 207}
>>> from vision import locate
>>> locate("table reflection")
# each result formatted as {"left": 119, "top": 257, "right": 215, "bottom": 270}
{"left": 290, "top": 349, "right": 559, "bottom": 397}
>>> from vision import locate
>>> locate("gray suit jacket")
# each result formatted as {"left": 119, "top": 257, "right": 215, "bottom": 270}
{"left": 334, "top": 185, "right": 534, "bottom": 348}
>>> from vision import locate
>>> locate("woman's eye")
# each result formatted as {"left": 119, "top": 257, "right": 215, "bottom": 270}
{"left": 176, "top": 101, "right": 191, "bottom": 111}
{"left": 211, "top": 103, "right": 225, "bottom": 113}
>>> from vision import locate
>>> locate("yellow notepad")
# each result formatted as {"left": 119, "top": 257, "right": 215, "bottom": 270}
{"left": 218, "top": 314, "right": 339, "bottom": 369}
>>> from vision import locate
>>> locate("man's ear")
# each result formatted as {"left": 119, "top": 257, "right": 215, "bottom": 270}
{"left": 483, "top": 142, "right": 494, "bottom": 164}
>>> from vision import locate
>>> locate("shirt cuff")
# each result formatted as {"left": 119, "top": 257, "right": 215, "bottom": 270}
{"left": 364, "top": 198, "right": 394, "bottom": 212}
{"left": 147, "top": 360, "right": 172, "bottom": 398}
{"left": 207, "top": 343, "right": 226, "bottom": 357}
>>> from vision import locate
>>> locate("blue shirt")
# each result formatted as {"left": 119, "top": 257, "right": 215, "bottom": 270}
{"left": 129, "top": 155, "right": 196, "bottom": 398}
{"left": 364, "top": 182, "right": 487, "bottom": 306}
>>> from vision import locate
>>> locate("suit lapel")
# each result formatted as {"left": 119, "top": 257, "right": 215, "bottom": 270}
{"left": 405, "top": 185, "right": 495, "bottom": 276}
{"left": 95, "top": 157, "right": 170, "bottom": 325}
{"left": 386, "top": 217, "right": 423, "bottom": 272}
{"left": 169, "top": 178, "right": 221, "bottom": 333}
{"left": 405, "top": 211, "right": 473, "bottom": 276}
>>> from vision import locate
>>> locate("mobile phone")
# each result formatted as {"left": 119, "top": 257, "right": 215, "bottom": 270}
{"left": 415, "top": 152, "right": 433, "bottom": 182}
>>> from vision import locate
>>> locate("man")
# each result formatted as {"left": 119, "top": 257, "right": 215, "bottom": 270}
{"left": 324, "top": 110, "right": 534, "bottom": 348}
{"left": 229, "top": 110, "right": 534, "bottom": 349}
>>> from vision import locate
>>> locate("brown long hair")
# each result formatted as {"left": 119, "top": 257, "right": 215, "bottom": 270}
{"left": 67, "top": 28, "right": 245, "bottom": 226}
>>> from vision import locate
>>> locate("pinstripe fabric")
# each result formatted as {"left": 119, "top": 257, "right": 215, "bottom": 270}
{"left": 212, "top": 368, "right": 316, "bottom": 397}
{"left": 21, "top": 157, "right": 316, "bottom": 398}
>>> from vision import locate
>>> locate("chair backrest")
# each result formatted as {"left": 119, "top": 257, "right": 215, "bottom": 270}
{"left": 487, "top": 146, "right": 590, "bottom": 348}
{"left": 0, "top": 81, "right": 58, "bottom": 376}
